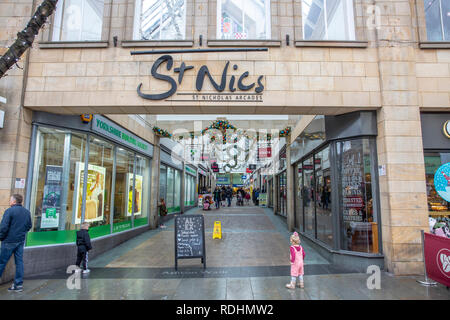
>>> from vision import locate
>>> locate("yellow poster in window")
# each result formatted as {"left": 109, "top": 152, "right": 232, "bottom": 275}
{"left": 126, "top": 173, "right": 143, "bottom": 217}
{"left": 74, "top": 162, "right": 106, "bottom": 224}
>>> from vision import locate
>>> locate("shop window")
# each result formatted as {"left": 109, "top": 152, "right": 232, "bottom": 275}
{"left": 135, "top": 155, "right": 151, "bottom": 227}
{"left": 314, "top": 146, "right": 333, "bottom": 247}
{"left": 337, "top": 138, "right": 378, "bottom": 253}
{"left": 167, "top": 167, "right": 175, "bottom": 211}
{"left": 113, "top": 148, "right": 134, "bottom": 233}
{"left": 27, "top": 128, "right": 88, "bottom": 246}
{"left": 217, "top": 0, "right": 271, "bottom": 40}
{"left": 80, "top": 137, "right": 114, "bottom": 238}
{"left": 423, "top": 0, "right": 450, "bottom": 41}
{"left": 301, "top": 0, "right": 355, "bottom": 40}
{"left": 52, "top": 0, "right": 104, "bottom": 41}
{"left": 295, "top": 163, "right": 304, "bottom": 231}
{"left": 160, "top": 164, "right": 167, "bottom": 206}
{"left": 174, "top": 169, "right": 181, "bottom": 210}
{"left": 303, "top": 157, "right": 315, "bottom": 236}
{"left": 133, "top": 0, "right": 186, "bottom": 40}
{"left": 424, "top": 152, "right": 450, "bottom": 217}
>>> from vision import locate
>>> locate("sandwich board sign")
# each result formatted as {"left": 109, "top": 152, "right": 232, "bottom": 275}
{"left": 174, "top": 215, "right": 206, "bottom": 270}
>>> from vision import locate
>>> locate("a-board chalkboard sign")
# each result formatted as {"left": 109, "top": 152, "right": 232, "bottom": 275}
{"left": 174, "top": 215, "right": 206, "bottom": 270}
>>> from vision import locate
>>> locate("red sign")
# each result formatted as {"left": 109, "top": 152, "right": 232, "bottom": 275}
{"left": 258, "top": 147, "right": 272, "bottom": 158}
{"left": 246, "top": 168, "right": 253, "bottom": 173}
{"left": 424, "top": 232, "right": 450, "bottom": 287}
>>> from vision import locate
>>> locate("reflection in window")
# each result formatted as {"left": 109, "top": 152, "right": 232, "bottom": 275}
{"left": 315, "top": 146, "right": 333, "bottom": 246}
{"left": 113, "top": 148, "right": 134, "bottom": 232}
{"left": 217, "top": 0, "right": 271, "bottom": 40}
{"left": 424, "top": 0, "right": 450, "bottom": 41}
{"left": 337, "top": 138, "right": 378, "bottom": 253}
{"left": 295, "top": 163, "right": 304, "bottom": 231}
{"left": 135, "top": 155, "right": 151, "bottom": 226}
{"left": 303, "top": 157, "right": 315, "bottom": 236}
{"left": 302, "top": 0, "right": 355, "bottom": 40}
{"left": 134, "top": 0, "right": 186, "bottom": 40}
{"left": 52, "top": 0, "right": 104, "bottom": 41}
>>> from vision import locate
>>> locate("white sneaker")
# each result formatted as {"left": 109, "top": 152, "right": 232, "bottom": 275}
{"left": 74, "top": 268, "right": 82, "bottom": 273}
{"left": 82, "top": 269, "right": 91, "bottom": 274}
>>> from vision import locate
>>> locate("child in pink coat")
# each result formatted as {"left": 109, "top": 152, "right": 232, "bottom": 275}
{"left": 286, "top": 232, "right": 305, "bottom": 289}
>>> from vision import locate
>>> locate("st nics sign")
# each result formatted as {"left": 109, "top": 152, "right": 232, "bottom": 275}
{"left": 137, "top": 55, "right": 264, "bottom": 102}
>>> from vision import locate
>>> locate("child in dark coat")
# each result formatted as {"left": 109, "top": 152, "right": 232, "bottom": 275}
{"left": 76, "top": 222, "right": 92, "bottom": 274}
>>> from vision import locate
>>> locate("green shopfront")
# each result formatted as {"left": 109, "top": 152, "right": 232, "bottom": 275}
{"left": 25, "top": 113, "right": 153, "bottom": 247}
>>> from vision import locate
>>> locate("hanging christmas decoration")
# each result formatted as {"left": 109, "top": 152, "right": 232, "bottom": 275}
{"left": 279, "top": 127, "right": 292, "bottom": 137}
{"left": 152, "top": 126, "right": 172, "bottom": 138}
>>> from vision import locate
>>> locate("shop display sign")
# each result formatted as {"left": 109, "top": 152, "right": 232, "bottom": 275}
{"left": 126, "top": 173, "right": 143, "bottom": 217}
{"left": 341, "top": 150, "right": 365, "bottom": 223}
{"left": 40, "top": 165, "right": 63, "bottom": 229}
{"left": 137, "top": 55, "right": 264, "bottom": 102}
{"left": 185, "top": 166, "right": 197, "bottom": 176}
{"left": 258, "top": 147, "right": 272, "bottom": 159}
{"left": 175, "top": 215, "right": 206, "bottom": 270}
{"left": 434, "top": 163, "right": 450, "bottom": 202}
{"left": 424, "top": 232, "right": 450, "bottom": 287}
{"left": 74, "top": 162, "right": 106, "bottom": 224}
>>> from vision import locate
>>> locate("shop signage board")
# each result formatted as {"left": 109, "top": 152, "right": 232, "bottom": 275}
{"left": 424, "top": 232, "right": 450, "bottom": 287}
{"left": 185, "top": 166, "right": 197, "bottom": 176}
{"left": 443, "top": 120, "right": 450, "bottom": 138}
{"left": 136, "top": 55, "right": 264, "bottom": 102}
{"left": 92, "top": 115, "right": 153, "bottom": 157}
{"left": 40, "top": 165, "right": 63, "bottom": 229}
{"left": 175, "top": 215, "right": 206, "bottom": 270}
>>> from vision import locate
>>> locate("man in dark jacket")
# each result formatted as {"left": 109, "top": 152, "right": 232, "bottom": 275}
{"left": 76, "top": 222, "right": 92, "bottom": 274}
{"left": 0, "top": 194, "right": 32, "bottom": 292}
{"left": 226, "top": 186, "right": 233, "bottom": 207}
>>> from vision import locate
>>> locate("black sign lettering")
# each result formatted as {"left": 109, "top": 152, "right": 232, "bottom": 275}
{"left": 137, "top": 55, "right": 177, "bottom": 100}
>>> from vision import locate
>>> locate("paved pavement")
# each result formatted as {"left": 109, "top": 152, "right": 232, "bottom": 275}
{"left": 0, "top": 202, "right": 449, "bottom": 300}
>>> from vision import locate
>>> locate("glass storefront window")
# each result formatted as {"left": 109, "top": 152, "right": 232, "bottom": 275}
{"left": 160, "top": 164, "right": 167, "bottom": 205}
{"left": 295, "top": 163, "right": 304, "bottom": 231}
{"left": 135, "top": 155, "right": 151, "bottom": 227}
{"left": 83, "top": 136, "right": 114, "bottom": 238}
{"left": 52, "top": 0, "right": 104, "bottom": 41}
{"left": 302, "top": 0, "right": 355, "bottom": 41}
{"left": 217, "top": 0, "right": 271, "bottom": 40}
{"left": 423, "top": 0, "right": 450, "bottom": 41}
{"left": 112, "top": 148, "right": 134, "bottom": 233}
{"left": 167, "top": 167, "right": 175, "bottom": 212}
{"left": 174, "top": 169, "right": 181, "bottom": 211}
{"left": 337, "top": 138, "right": 378, "bottom": 253}
{"left": 424, "top": 152, "right": 450, "bottom": 217}
{"left": 133, "top": 0, "right": 186, "bottom": 40}
{"left": 315, "top": 146, "right": 333, "bottom": 246}
{"left": 303, "top": 157, "right": 315, "bottom": 237}
{"left": 28, "top": 126, "right": 152, "bottom": 246}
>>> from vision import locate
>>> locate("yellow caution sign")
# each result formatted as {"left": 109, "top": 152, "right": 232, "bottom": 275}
{"left": 213, "top": 221, "right": 222, "bottom": 239}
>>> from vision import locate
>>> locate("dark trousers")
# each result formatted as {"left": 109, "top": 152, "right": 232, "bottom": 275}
{"left": 76, "top": 249, "right": 88, "bottom": 270}
{"left": 0, "top": 241, "right": 25, "bottom": 286}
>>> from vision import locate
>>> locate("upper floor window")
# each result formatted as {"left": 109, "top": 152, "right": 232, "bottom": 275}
{"left": 302, "top": 0, "right": 355, "bottom": 41}
{"left": 52, "top": 0, "right": 104, "bottom": 41}
{"left": 424, "top": 0, "right": 450, "bottom": 41}
{"left": 133, "top": 0, "right": 186, "bottom": 40}
{"left": 217, "top": 0, "right": 271, "bottom": 40}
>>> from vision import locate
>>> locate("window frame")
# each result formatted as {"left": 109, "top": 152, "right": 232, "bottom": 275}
{"left": 416, "top": 0, "right": 450, "bottom": 48}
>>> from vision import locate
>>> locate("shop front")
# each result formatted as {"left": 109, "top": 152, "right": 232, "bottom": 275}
{"left": 185, "top": 165, "right": 197, "bottom": 208}
{"left": 291, "top": 111, "right": 383, "bottom": 269}
{"left": 421, "top": 113, "right": 450, "bottom": 238}
{"left": 160, "top": 149, "right": 182, "bottom": 214}
{"left": 26, "top": 113, "right": 153, "bottom": 247}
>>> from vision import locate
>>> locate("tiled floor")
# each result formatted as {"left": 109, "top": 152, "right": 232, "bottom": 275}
{"left": 0, "top": 202, "right": 449, "bottom": 300}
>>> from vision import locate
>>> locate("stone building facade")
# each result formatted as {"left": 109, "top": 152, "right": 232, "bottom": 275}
{"left": 0, "top": 0, "right": 449, "bottom": 276}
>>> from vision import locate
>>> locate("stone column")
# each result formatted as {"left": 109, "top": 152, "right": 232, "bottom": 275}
{"left": 149, "top": 136, "right": 161, "bottom": 229}
{"left": 374, "top": 0, "right": 429, "bottom": 275}
{"left": 286, "top": 136, "right": 295, "bottom": 231}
